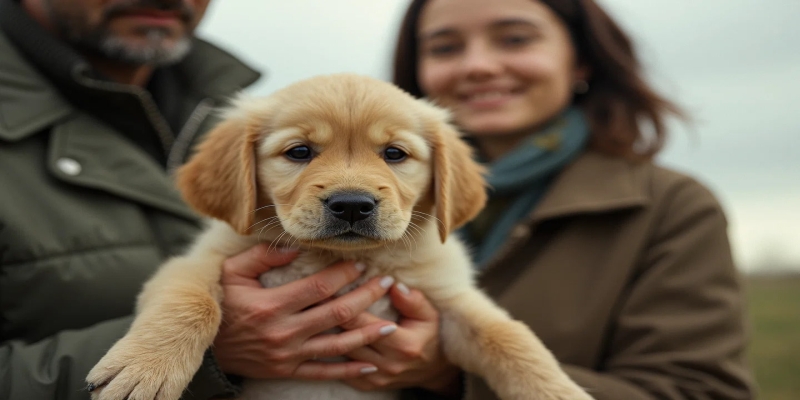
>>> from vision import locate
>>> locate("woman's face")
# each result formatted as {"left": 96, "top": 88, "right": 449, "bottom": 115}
{"left": 417, "top": 0, "right": 587, "bottom": 137}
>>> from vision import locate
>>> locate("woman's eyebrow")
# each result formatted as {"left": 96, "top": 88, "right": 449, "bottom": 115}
{"left": 421, "top": 18, "right": 541, "bottom": 40}
{"left": 490, "top": 18, "right": 540, "bottom": 29}
{"left": 419, "top": 27, "right": 458, "bottom": 41}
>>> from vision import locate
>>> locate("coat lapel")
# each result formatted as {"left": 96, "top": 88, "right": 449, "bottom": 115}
{"left": 478, "top": 151, "right": 651, "bottom": 274}
{"left": 531, "top": 151, "right": 651, "bottom": 222}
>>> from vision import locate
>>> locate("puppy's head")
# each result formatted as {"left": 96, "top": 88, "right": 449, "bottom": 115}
{"left": 177, "top": 74, "right": 486, "bottom": 249}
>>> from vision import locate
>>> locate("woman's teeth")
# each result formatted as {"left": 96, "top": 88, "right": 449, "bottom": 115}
{"left": 468, "top": 91, "right": 509, "bottom": 101}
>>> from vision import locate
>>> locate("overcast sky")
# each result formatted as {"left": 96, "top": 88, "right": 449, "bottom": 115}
{"left": 197, "top": 0, "right": 800, "bottom": 273}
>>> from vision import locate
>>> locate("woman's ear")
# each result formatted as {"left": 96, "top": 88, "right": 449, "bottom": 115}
{"left": 572, "top": 63, "right": 592, "bottom": 92}
{"left": 176, "top": 117, "right": 262, "bottom": 235}
{"left": 575, "top": 63, "right": 592, "bottom": 81}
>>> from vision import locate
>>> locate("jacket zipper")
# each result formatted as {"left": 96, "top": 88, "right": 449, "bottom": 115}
{"left": 71, "top": 65, "right": 218, "bottom": 173}
{"left": 71, "top": 66, "right": 175, "bottom": 155}
{"left": 167, "top": 98, "right": 216, "bottom": 174}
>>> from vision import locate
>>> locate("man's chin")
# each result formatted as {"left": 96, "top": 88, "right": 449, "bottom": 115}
{"left": 96, "top": 34, "right": 192, "bottom": 66}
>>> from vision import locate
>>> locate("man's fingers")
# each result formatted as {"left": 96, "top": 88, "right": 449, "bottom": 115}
{"left": 221, "top": 244, "right": 299, "bottom": 286}
{"left": 390, "top": 283, "right": 439, "bottom": 322}
{"left": 292, "top": 361, "right": 380, "bottom": 381}
{"left": 302, "top": 321, "right": 397, "bottom": 359}
{"left": 295, "top": 276, "right": 394, "bottom": 335}
{"left": 271, "top": 260, "right": 366, "bottom": 313}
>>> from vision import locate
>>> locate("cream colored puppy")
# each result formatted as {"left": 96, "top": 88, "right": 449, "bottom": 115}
{"left": 86, "top": 74, "right": 592, "bottom": 400}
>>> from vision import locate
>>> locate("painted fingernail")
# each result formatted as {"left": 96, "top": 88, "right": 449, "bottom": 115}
{"left": 360, "top": 366, "right": 378, "bottom": 374}
{"left": 87, "top": 383, "right": 96, "bottom": 392}
{"left": 396, "top": 282, "right": 410, "bottom": 295}
{"left": 379, "top": 324, "right": 398, "bottom": 336}
{"left": 355, "top": 262, "right": 367, "bottom": 272}
{"left": 379, "top": 276, "right": 395, "bottom": 289}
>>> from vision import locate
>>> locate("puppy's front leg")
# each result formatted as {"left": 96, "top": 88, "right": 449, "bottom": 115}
{"left": 86, "top": 253, "right": 227, "bottom": 400}
{"left": 438, "top": 288, "right": 593, "bottom": 400}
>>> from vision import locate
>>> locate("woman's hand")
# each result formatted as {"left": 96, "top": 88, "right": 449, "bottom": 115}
{"left": 341, "top": 283, "right": 463, "bottom": 396}
{"left": 212, "top": 244, "right": 399, "bottom": 380}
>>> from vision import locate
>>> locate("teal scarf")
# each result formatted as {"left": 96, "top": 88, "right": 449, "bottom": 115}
{"left": 466, "top": 107, "right": 589, "bottom": 267}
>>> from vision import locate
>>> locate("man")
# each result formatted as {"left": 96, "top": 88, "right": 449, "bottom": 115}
{"left": 0, "top": 0, "right": 260, "bottom": 398}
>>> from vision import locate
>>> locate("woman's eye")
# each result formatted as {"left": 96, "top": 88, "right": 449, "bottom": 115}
{"left": 428, "top": 44, "right": 459, "bottom": 56}
{"left": 285, "top": 145, "right": 313, "bottom": 161}
{"left": 501, "top": 35, "right": 533, "bottom": 47}
{"left": 422, "top": 39, "right": 462, "bottom": 57}
{"left": 383, "top": 147, "right": 408, "bottom": 163}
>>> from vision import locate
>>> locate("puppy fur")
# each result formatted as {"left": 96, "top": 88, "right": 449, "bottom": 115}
{"left": 86, "top": 74, "right": 593, "bottom": 400}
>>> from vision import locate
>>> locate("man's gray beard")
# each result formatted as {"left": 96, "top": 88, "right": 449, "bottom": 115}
{"left": 97, "top": 28, "right": 191, "bottom": 66}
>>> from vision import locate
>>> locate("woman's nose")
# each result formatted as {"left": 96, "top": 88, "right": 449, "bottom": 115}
{"left": 457, "top": 42, "right": 503, "bottom": 80}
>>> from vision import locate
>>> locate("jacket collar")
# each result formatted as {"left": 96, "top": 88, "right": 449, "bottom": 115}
{"left": 0, "top": 31, "right": 73, "bottom": 141}
{"left": 531, "top": 151, "right": 651, "bottom": 222}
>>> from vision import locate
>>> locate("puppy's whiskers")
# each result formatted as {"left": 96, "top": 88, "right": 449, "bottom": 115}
{"left": 248, "top": 216, "right": 280, "bottom": 232}
{"left": 406, "top": 220, "right": 423, "bottom": 235}
{"left": 400, "top": 231, "right": 414, "bottom": 250}
{"left": 411, "top": 211, "right": 443, "bottom": 227}
{"left": 405, "top": 222, "right": 423, "bottom": 248}
{"left": 268, "top": 222, "right": 300, "bottom": 254}
{"left": 256, "top": 219, "right": 284, "bottom": 242}
{"left": 248, "top": 204, "right": 292, "bottom": 215}
{"left": 288, "top": 234, "right": 303, "bottom": 251}
{"left": 412, "top": 211, "right": 444, "bottom": 233}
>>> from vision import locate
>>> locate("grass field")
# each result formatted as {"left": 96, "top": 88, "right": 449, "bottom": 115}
{"left": 745, "top": 274, "right": 800, "bottom": 400}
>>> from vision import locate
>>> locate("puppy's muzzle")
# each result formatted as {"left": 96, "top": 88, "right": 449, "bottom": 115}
{"left": 324, "top": 193, "right": 376, "bottom": 225}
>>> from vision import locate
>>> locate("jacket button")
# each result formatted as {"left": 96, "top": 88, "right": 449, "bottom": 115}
{"left": 56, "top": 158, "right": 82, "bottom": 176}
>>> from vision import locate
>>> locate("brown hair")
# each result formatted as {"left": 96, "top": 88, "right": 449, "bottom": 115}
{"left": 392, "top": 0, "right": 686, "bottom": 160}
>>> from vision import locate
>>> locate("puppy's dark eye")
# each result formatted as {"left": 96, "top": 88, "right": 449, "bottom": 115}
{"left": 383, "top": 147, "right": 407, "bottom": 163}
{"left": 285, "top": 145, "right": 313, "bottom": 161}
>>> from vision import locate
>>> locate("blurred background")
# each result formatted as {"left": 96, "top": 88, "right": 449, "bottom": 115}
{"left": 197, "top": 1, "right": 799, "bottom": 398}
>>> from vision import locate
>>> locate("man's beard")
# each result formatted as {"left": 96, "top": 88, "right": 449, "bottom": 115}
{"left": 94, "top": 27, "right": 191, "bottom": 66}
{"left": 45, "top": 0, "right": 195, "bottom": 66}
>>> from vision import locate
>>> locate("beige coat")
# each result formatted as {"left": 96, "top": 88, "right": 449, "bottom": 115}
{"left": 464, "top": 151, "right": 756, "bottom": 399}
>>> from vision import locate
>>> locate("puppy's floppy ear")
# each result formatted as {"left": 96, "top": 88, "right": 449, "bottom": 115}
{"left": 429, "top": 118, "right": 488, "bottom": 243}
{"left": 176, "top": 117, "right": 262, "bottom": 235}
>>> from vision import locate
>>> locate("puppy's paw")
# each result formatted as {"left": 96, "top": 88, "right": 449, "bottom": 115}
{"left": 503, "top": 362, "right": 594, "bottom": 400}
{"left": 86, "top": 335, "right": 201, "bottom": 400}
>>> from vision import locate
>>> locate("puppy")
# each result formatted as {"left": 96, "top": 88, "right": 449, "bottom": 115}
{"left": 87, "top": 74, "right": 592, "bottom": 400}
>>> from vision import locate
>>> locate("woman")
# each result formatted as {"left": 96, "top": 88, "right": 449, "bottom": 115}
{"left": 334, "top": 0, "right": 756, "bottom": 398}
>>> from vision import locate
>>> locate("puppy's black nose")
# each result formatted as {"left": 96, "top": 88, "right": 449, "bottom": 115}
{"left": 325, "top": 193, "right": 376, "bottom": 224}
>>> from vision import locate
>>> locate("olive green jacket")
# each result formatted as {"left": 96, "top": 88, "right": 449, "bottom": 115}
{"left": 0, "top": 24, "right": 259, "bottom": 400}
